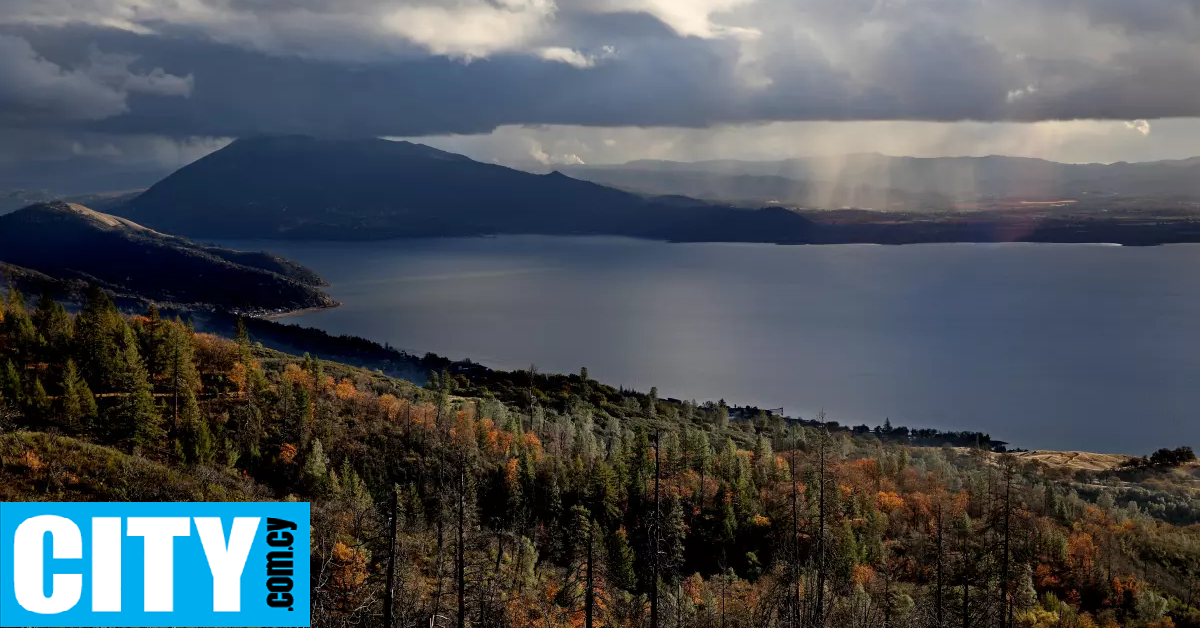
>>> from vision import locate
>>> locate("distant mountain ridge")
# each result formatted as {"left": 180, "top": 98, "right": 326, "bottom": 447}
{"left": 0, "top": 202, "right": 333, "bottom": 311}
{"left": 115, "top": 135, "right": 817, "bottom": 242}
{"left": 0, "top": 189, "right": 143, "bottom": 216}
{"left": 564, "top": 153, "right": 1200, "bottom": 208}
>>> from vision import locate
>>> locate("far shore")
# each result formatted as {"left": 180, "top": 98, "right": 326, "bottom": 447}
{"left": 257, "top": 301, "right": 341, "bottom": 320}
{"left": 258, "top": 301, "right": 340, "bottom": 319}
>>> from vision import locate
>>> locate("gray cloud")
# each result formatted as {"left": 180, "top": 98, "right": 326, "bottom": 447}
{"left": 1, "top": 0, "right": 1200, "bottom": 192}
{"left": 0, "top": 0, "right": 1198, "bottom": 132}
{"left": 0, "top": 33, "right": 192, "bottom": 125}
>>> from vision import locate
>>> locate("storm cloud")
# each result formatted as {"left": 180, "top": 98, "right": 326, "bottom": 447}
{"left": 0, "top": 0, "right": 1198, "bottom": 188}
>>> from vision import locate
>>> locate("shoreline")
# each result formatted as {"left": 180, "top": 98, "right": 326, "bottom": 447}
{"left": 257, "top": 301, "right": 341, "bottom": 320}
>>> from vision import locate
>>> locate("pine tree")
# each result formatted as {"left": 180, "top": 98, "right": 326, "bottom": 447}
{"left": 607, "top": 526, "right": 637, "bottom": 591}
{"left": 27, "top": 378, "right": 51, "bottom": 421}
{"left": 4, "top": 286, "right": 22, "bottom": 314}
{"left": 832, "top": 519, "right": 860, "bottom": 586}
{"left": 163, "top": 322, "right": 201, "bottom": 435}
{"left": 73, "top": 288, "right": 122, "bottom": 390}
{"left": 560, "top": 506, "right": 596, "bottom": 620}
{"left": 136, "top": 305, "right": 170, "bottom": 385}
{"left": 59, "top": 359, "right": 86, "bottom": 432}
{"left": 76, "top": 378, "right": 98, "bottom": 433}
{"left": 109, "top": 325, "right": 163, "bottom": 452}
{"left": 32, "top": 292, "right": 72, "bottom": 363}
{"left": 662, "top": 493, "right": 687, "bottom": 584}
{"left": 3, "top": 288, "right": 38, "bottom": 361}
{"left": 587, "top": 460, "right": 621, "bottom": 530}
{"left": 1, "top": 359, "right": 21, "bottom": 407}
{"left": 303, "top": 438, "right": 330, "bottom": 494}
{"left": 1013, "top": 563, "right": 1037, "bottom": 613}
{"left": 752, "top": 434, "right": 774, "bottom": 487}
{"left": 287, "top": 381, "right": 312, "bottom": 447}
{"left": 178, "top": 387, "right": 212, "bottom": 464}
{"left": 716, "top": 483, "right": 737, "bottom": 543}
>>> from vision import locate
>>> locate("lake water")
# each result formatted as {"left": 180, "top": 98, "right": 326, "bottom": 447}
{"left": 235, "top": 236, "right": 1200, "bottom": 454}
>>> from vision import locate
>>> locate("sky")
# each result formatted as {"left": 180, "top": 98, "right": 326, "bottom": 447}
{"left": 2, "top": 0, "right": 1200, "bottom": 190}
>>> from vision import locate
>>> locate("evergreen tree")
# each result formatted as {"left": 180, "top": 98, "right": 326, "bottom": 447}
{"left": 32, "top": 292, "right": 73, "bottom": 364}
{"left": 832, "top": 519, "right": 860, "bottom": 586}
{"left": 109, "top": 325, "right": 163, "bottom": 451}
{"left": 286, "top": 381, "right": 312, "bottom": 447}
{"left": 303, "top": 438, "right": 330, "bottom": 494}
{"left": 162, "top": 322, "right": 201, "bottom": 435}
{"left": 58, "top": 359, "right": 88, "bottom": 432}
{"left": 1, "top": 359, "right": 21, "bottom": 407}
{"left": 752, "top": 434, "right": 775, "bottom": 488}
{"left": 136, "top": 305, "right": 171, "bottom": 384}
{"left": 178, "top": 385, "right": 212, "bottom": 465}
{"left": 3, "top": 288, "right": 38, "bottom": 361}
{"left": 662, "top": 493, "right": 687, "bottom": 584}
{"left": 716, "top": 483, "right": 737, "bottom": 543}
{"left": 73, "top": 288, "right": 122, "bottom": 390}
{"left": 27, "top": 378, "right": 51, "bottom": 421}
{"left": 76, "top": 378, "right": 98, "bottom": 433}
{"left": 229, "top": 402, "right": 265, "bottom": 463}
{"left": 1014, "top": 563, "right": 1037, "bottom": 612}
{"left": 607, "top": 526, "right": 637, "bottom": 591}
{"left": 587, "top": 460, "right": 621, "bottom": 530}
{"left": 3, "top": 285, "right": 21, "bottom": 312}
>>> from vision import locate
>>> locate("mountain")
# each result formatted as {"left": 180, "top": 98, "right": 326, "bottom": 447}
{"left": 116, "top": 135, "right": 816, "bottom": 242}
{"left": 565, "top": 154, "right": 1200, "bottom": 208}
{"left": 0, "top": 202, "right": 333, "bottom": 311}
{"left": 558, "top": 166, "right": 956, "bottom": 209}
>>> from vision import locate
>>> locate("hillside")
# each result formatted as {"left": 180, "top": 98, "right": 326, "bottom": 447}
{"left": 0, "top": 431, "right": 267, "bottom": 502}
{"left": 0, "top": 201, "right": 333, "bottom": 311}
{"left": 116, "top": 135, "right": 817, "bottom": 242}
{"left": 2, "top": 293, "right": 1198, "bottom": 628}
{"left": 1006, "top": 450, "right": 1138, "bottom": 472}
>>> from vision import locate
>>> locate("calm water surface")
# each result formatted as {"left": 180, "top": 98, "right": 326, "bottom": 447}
{"left": 235, "top": 237, "right": 1200, "bottom": 454}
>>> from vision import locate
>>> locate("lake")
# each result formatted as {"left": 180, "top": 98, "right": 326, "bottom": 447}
{"left": 234, "top": 236, "right": 1200, "bottom": 454}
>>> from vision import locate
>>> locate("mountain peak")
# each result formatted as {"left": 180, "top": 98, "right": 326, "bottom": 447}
{"left": 227, "top": 134, "right": 467, "bottom": 161}
{"left": 114, "top": 135, "right": 815, "bottom": 243}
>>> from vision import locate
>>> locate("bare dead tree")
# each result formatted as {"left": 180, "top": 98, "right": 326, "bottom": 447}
{"left": 384, "top": 485, "right": 399, "bottom": 628}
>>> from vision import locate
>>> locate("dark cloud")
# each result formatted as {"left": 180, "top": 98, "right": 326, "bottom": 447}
{"left": 8, "top": 24, "right": 754, "bottom": 137}
{"left": 1, "top": 0, "right": 1199, "bottom": 191}
{"left": 0, "top": 34, "right": 190, "bottom": 124}
{"left": 3, "top": 6, "right": 1197, "bottom": 144}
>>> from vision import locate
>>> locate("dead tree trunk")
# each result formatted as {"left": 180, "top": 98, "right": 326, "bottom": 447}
{"left": 384, "top": 486, "right": 399, "bottom": 628}
{"left": 790, "top": 427, "right": 800, "bottom": 628}
{"left": 585, "top": 521, "right": 594, "bottom": 628}
{"left": 651, "top": 430, "right": 661, "bottom": 628}
{"left": 1002, "top": 466, "right": 1013, "bottom": 628}
{"left": 815, "top": 429, "right": 827, "bottom": 626}
{"left": 936, "top": 502, "right": 944, "bottom": 628}
{"left": 456, "top": 469, "right": 466, "bottom": 628}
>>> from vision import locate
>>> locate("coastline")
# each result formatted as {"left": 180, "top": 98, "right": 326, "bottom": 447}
{"left": 257, "top": 301, "right": 341, "bottom": 320}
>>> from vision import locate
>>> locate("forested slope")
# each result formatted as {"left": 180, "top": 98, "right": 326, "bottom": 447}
{"left": 1, "top": 287, "right": 1198, "bottom": 628}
